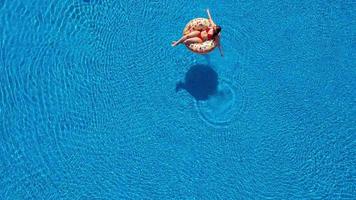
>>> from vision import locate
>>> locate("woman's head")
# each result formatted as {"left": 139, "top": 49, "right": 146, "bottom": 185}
{"left": 213, "top": 26, "right": 221, "bottom": 37}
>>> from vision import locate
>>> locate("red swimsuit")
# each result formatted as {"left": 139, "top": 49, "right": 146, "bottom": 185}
{"left": 198, "top": 27, "right": 213, "bottom": 41}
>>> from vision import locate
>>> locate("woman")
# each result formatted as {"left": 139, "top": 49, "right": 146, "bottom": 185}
{"left": 171, "top": 9, "right": 223, "bottom": 56}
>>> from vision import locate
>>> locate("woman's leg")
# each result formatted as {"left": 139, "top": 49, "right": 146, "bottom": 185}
{"left": 183, "top": 37, "right": 203, "bottom": 45}
{"left": 171, "top": 35, "right": 187, "bottom": 46}
{"left": 172, "top": 31, "right": 200, "bottom": 46}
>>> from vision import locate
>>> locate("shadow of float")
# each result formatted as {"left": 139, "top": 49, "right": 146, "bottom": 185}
{"left": 176, "top": 64, "right": 218, "bottom": 101}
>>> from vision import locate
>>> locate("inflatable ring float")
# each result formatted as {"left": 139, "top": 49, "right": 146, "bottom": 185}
{"left": 183, "top": 18, "right": 217, "bottom": 54}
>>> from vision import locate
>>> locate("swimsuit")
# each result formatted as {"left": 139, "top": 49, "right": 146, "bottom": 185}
{"left": 198, "top": 27, "right": 213, "bottom": 41}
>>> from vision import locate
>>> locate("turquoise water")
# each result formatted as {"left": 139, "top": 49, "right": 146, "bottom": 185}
{"left": 0, "top": 0, "right": 355, "bottom": 199}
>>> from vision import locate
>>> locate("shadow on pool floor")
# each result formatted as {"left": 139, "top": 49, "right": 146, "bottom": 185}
{"left": 176, "top": 64, "right": 218, "bottom": 101}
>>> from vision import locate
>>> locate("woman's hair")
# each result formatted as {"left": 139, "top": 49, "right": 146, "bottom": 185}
{"left": 213, "top": 26, "right": 221, "bottom": 37}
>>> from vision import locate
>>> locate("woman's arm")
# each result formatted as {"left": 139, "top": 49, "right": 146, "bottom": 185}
{"left": 206, "top": 9, "right": 216, "bottom": 26}
{"left": 217, "top": 36, "right": 223, "bottom": 57}
{"left": 218, "top": 43, "right": 224, "bottom": 57}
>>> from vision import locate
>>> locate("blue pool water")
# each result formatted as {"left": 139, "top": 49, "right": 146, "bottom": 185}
{"left": 0, "top": 0, "right": 355, "bottom": 199}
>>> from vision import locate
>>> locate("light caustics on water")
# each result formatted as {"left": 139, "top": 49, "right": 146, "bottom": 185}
{"left": 195, "top": 79, "right": 245, "bottom": 127}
